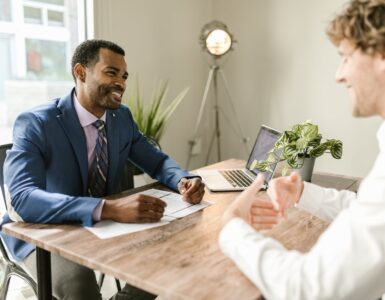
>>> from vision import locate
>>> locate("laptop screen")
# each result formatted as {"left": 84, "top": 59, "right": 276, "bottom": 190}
{"left": 246, "top": 125, "right": 282, "bottom": 181}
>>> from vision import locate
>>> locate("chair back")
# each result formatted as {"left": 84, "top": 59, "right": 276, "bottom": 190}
{"left": 0, "top": 143, "right": 38, "bottom": 298}
{"left": 0, "top": 143, "right": 12, "bottom": 263}
{"left": 0, "top": 144, "right": 11, "bottom": 211}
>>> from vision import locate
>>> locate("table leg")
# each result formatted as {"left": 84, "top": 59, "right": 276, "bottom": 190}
{"left": 36, "top": 247, "right": 52, "bottom": 300}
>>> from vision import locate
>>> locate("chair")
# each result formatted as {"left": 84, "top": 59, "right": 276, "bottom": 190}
{"left": 0, "top": 143, "right": 38, "bottom": 299}
{"left": 0, "top": 143, "right": 120, "bottom": 297}
{"left": 0, "top": 138, "right": 155, "bottom": 295}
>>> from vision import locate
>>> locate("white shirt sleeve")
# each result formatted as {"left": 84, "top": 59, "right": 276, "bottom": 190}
{"left": 219, "top": 122, "right": 385, "bottom": 300}
{"left": 297, "top": 182, "right": 357, "bottom": 221}
{"left": 219, "top": 198, "right": 385, "bottom": 300}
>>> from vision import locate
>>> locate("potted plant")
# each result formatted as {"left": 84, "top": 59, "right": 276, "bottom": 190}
{"left": 250, "top": 121, "right": 343, "bottom": 181}
{"left": 123, "top": 79, "right": 189, "bottom": 174}
{"left": 124, "top": 79, "right": 189, "bottom": 144}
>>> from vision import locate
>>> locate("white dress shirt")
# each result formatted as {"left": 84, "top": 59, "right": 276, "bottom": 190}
{"left": 219, "top": 122, "right": 385, "bottom": 300}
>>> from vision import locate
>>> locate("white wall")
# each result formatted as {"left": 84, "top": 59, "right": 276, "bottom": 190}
{"left": 94, "top": 0, "right": 382, "bottom": 177}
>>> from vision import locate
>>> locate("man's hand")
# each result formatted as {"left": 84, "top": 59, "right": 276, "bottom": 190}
{"left": 101, "top": 194, "right": 167, "bottom": 223}
{"left": 222, "top": 174, "right": 280, "bottom": 231}
{"left": 177, "top": 177, "right": 205, "bottom": 204}
{"left": 267, "top": 172, "right": 304, "bottom": 216}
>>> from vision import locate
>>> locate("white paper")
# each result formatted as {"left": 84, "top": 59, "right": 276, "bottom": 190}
{"left": 86, "top": 218, "right": 171, "bottom": 239}
{"left": 85, "top": 189, "right": 212, "bottom": 239}
{"left": 140, "top": 189, "right": 212, "bottom": 217}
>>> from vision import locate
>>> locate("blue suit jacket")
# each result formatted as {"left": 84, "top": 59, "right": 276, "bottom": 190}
{"left": 1, "top": 89, "right": 192, "bottom": 261}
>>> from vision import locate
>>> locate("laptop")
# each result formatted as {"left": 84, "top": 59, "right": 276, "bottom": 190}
{"left": 197, "top": 125, "right": 281, "bottom": 191}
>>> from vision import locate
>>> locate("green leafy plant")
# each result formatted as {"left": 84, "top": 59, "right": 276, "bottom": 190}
{"left": 123, "top": 79, "right": 189, "bottom": 144}
{"left": 251, "top": 121, "right": 343, "bottom": 175}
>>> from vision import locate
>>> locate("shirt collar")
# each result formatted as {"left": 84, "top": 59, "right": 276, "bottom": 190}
{"left": 73, "top": 92, "right": 106, "bottom": 127}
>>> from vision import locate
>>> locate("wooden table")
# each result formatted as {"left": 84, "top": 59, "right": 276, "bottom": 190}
{"left": 2, "top": 159, "right": 361, "bottom": 300}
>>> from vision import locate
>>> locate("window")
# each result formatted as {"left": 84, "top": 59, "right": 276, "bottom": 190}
{"left": 29, "top": 0, "right": 64, "bottom": 5}
{"left": 47, "top": 10, "right": 64, "bottom": 26}
{"left": 0, "top": 0, "right": 12, "bottom": 22}
{"left": 0, "top": 0, "right": 90, "bottom": 142}
{"left": 0, "top": 35, "right": 11, "bottom": 102}
{"left": 26, "top": 39, "right": 68, "bottom": 80}
{"left": 24, "top": 6, "right": 43, "bottom": 24}
{"left": 23, "top": 0, "right": 66, "bottom": 27}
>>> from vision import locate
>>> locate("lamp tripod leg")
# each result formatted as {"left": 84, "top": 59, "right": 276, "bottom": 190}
{"left": 213, "top": 66, "right": 221, "bottom": 162}
{"left": 218, "top": 69, "right": 250, "bottom": 156}
{"left": 205, "top": 129, "right": 218, "bottom": 165}
{"left": 186, "top": 67, "right": 215, "bottom": 169}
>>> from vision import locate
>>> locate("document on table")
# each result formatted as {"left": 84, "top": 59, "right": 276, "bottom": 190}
{"left": 140, "top": 189, "right": 213, "bottom": 218}
{"left": 85, "top": 189, "right": 212, "bottom": 239}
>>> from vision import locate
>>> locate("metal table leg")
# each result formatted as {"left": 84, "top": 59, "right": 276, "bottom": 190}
{"left": 36, "top": 247, "right": 52, "bottom": 300}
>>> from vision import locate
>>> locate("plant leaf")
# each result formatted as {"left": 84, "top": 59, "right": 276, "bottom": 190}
{"left": 250, "top": 160, "right": 273, "bottom": 172}
{"left": 296, "top": 137, "right": 308, "bottom": 151}
{"left": 282, "top": 144, "right": 297, "bottom": 158}
{"left": 302, "top": 123, "right": 318, "bottom": 139}
{"left": 328, "top": 139, "right": 343, "bottom": 159}
{"left": 242, "top": 121, "right": 343, "bottom": 173}
{"left": 122, "top": 76, "right": 188, "bottom": 143}
{"left": 310, "top": 143, "right": 327, "bottom": 157}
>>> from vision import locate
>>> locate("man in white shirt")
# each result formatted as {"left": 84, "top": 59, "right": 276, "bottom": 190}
{"left": 219, "top": 0, "right": 385, "bottom": 299}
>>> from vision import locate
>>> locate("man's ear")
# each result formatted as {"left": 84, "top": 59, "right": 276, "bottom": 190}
{"left": 73, "top": 63, "right": 86, "bottom": 82}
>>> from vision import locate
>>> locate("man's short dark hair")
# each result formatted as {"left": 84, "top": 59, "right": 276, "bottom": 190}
{"left": 71, "top": 39, "right": 125, "bottom": 81}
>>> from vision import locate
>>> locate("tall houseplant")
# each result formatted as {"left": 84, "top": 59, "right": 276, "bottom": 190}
{"left": 251, "top": 121, "right": 343, "bottom": 181}
{"left": 123, "top": 79, "right": 189, "bottom": 175}
{"left": 124, "top": 79, "right": 189, "bottom": 144}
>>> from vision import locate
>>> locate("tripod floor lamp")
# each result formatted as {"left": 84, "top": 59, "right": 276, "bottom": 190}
{"left": 186, "top": 20, "right": 249, "bottom": 169}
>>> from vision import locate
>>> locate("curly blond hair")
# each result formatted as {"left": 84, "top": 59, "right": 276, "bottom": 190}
{"left": 327, "top": 0, "right": 385, "bottom": 54}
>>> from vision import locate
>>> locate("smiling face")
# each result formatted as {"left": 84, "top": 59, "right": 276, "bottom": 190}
{"left": 335, "top": 39, "right": 385, "bottom": 118}
{"left": 74, "top": 48, "right": 128, "bottom": 118}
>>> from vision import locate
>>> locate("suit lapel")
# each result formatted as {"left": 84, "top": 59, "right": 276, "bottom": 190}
{"left": 56, "top": 89, "right": 88, "bottom": 194}
{"left": 106, "top": 110, "right": 119, "bottom": 195}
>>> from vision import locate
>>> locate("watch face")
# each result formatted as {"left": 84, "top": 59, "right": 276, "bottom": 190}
{"left": 205, "top": 29, "right": 232, "bottom": 56}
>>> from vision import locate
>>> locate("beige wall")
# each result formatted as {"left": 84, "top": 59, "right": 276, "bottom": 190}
{"left": 212, "top": 0, "right": 382, "bottom": 177}
{"left": 93, "top": 0, "right": 214, "bottom": 170}
{"left": 94, "top": 0, "right": 382, "bottom": 177}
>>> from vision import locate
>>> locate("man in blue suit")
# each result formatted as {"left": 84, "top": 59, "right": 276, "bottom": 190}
{"left": 2, "top": 39, "right": 205, "bottom": 299}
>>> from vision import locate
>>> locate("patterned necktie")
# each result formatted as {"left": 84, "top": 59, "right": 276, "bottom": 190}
{"left": 88, "top": 120, "right": 108, "bottom": 197}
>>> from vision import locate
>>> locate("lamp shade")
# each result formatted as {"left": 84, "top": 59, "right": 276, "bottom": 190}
{"left": 200, "top": 20, "right": 233, "bottom": 57}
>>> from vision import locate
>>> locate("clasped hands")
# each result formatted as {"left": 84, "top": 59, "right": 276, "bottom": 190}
{"left": 102, "top": 177, "right": 205, "bottom": 223}
{"left": 222, "top": 172, "right": 304, "bottom": 231}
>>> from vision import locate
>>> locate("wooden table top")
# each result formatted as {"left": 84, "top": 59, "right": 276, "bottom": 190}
{"left": 2, "top": 159, "right": 361, "bottom": 300}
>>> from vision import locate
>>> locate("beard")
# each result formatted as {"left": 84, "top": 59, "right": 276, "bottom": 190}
{"left": 89, "top": 83, "right": 124, "bottom": 110}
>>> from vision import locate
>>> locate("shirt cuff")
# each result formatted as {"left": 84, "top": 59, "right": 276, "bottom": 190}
{"left": 219, "top": 217, "right": 264, "bottom": 256}
{"left": 92, "top": 199, "right": 105, "bottom": 221}
{"left": 297, "top": 182, "right": 323, "bottom": 215}
{"left": 178, "top": 175, "right": 202, "bottom": 183}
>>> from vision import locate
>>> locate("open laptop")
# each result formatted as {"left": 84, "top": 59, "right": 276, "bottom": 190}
{"left": 197, "top": 125, "right": 281, "bottom": 191}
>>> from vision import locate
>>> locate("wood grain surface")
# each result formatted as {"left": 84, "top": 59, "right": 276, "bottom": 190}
{"left": 3, "top": 159, "right": 360, "bottom": 300}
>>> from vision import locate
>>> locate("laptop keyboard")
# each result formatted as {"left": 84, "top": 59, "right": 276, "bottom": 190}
{"left": 219, "top": 170, "right": 253, "bottom": 188}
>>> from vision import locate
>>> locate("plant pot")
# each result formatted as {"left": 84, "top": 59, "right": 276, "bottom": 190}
{"left": 297, "top": 157, "right": 316, "bottom": 182}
